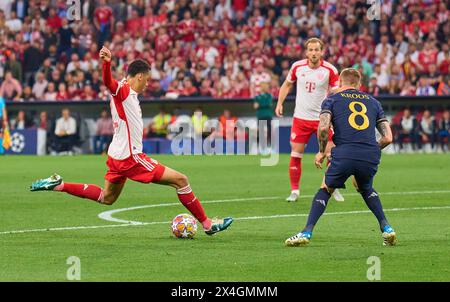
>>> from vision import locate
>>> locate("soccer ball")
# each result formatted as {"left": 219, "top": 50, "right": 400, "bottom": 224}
{"left": 171, "top": 214, "right": 197, "bottom": 239}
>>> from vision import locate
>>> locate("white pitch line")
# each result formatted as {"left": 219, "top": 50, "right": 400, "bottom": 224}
{"left": 0, "top": 189, "right": 449, "bottom": 235}
{"left": 98, "top": 196, "right": 280, "bottom": 225}
{"left": 234, "top": 206, "right": 450, "bottom": 221}
{"left": 1, "top": 205, "right": 450, "bottom": 235}
{"left": 98, "top": 190, "right": 450, "bottom": 225}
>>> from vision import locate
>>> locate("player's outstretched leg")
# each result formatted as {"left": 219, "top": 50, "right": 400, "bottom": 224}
{"left": 30, "top": 174, "right": 121, "bottom": 204}
{"left": 359, "top": 188, "right": 397, "bottom": 246}
{"left": 30, "top": 174, "right": 105, "bottom": 201}
{"left": 30, "top": 174, "right": 63, "bottom": 191}
{"left": 156, "top": 167, "right": 233, "bottom": 235}
{"left": 285, "top": 187, "right": 332, "bottom": 246}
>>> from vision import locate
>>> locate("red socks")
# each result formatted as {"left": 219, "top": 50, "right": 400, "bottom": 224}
{"left": 54, "top": 182, "right": 104, "bottom": 203}
{"left": 289, "top": 152, "right": 303, "bottom": 191}
{"left": 177, "top": 185, "right": 210, "bottom": 229}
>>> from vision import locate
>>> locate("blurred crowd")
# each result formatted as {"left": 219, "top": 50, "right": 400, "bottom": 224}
{"left": 6, "top": 105, "right": 449, "bottom": 154}
{"left": 0, "top": 0, "right": 449, "bottom": 103}
{"left": 393, "top": 108, "right": 450, "bottom": 153}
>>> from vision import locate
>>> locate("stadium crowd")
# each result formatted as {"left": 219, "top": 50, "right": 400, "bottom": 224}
{"left": 0, "top": 0, "right": 448, "bottom": 102}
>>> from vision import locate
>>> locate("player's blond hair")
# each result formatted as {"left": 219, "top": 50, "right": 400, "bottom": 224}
{"left": 260, "top": 82, "right": 270, "bottom": 90}
{"left": 304, "top": 37, "right": 324, "bottom": 50}
{"left": 340, "top": 68, "right": 362, "bottom": 86}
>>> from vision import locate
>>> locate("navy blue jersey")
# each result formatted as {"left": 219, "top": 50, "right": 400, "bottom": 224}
{"left": 321, "top": 89, "right": 387, "bottom": 164}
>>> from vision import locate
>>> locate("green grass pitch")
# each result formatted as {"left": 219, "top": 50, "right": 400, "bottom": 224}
{"left": 0, "top": 154, "right": 449, "bottom": 281}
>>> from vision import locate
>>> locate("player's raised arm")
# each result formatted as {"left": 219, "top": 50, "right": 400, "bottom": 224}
{"left": 275, "top": 80, "right": 293, "bottom": 117}
{"left": 376, "top": 120, "right": 393, "bottom": 150}
{"left": 100, "top": 46, "right": 119, "bottom": 94}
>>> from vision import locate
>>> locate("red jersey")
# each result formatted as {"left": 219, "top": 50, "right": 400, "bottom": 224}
{"left": 180, "top": 86, "right": 198, "bottom": 96}
{"left": 102, "top": 61, "right": 144, "bottom": 160}
{"left": 46, "top": 15, "right": 62, "bottom": 31}
{"left": 126, "top": 18, "right": 142, "bottom": 33}
{"left": 233, "top": 0, "right": 247, "bottom": 12}
{"left": 419, "top": 49, "right": 438, "bottom": 72}
{"left": 286, "top": 59, "right": 339, "bottom": 120}
{"left": 94, "top": 6, "right": 113, "bottom": 25}
{"left": 141, "top": 15, "right": 156, "bottom": 30}
{"left": 155, "top": 34, "right": 171, "bottom": 53}
{"left": 178, "top": 19, "right": 196, "bottom": 43}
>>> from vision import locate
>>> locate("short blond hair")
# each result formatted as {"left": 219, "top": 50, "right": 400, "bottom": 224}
{"left": 260, "top": 82, "right": 270, "bottom": 91}
{"left": 339, "top": 68, "right": 362, "bottom": 86}
{"left": 304, "top": 37, "right": 324, "bottom": 50}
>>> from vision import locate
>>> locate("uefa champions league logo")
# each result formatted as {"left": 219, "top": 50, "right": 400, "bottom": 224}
{"left": 11, "top": 133, "right": 25, "bottom": 153}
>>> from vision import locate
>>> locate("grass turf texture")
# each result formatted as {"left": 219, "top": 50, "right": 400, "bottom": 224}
{"left": 0, "top": 154, "right": 449, "bottom": 281}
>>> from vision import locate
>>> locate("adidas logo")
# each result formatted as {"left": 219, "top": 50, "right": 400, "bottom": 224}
{"left": 369, "top": 192, "right": 378, "bottom": 198}
{"left": 316, "top": 199, "right": 326, "bottom": 206}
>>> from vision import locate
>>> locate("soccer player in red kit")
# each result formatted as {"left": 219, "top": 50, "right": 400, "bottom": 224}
{"left": 30, "top": 46, "right": 233, "bottom": 236}
{"left": 275, "top": 37, "right": 344, "bottom": 202}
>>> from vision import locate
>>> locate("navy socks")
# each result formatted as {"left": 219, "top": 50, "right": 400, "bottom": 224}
{"left": 302, "top": 188, "right": 331, "bottom": 233}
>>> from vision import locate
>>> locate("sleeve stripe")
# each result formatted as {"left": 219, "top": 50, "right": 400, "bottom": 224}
{"left": 376, "top": 118, "right": 388, "bottom": 124}
{"left": 322, "top": 60, "right": 339, "bottom": 74}
{"left": 287, "top": 61, "right": 308, "bottom": 83}
{"left": 111, "top": 80, "right": 123, "bottom": 97}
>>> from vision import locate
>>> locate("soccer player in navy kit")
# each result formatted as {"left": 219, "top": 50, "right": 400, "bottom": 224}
{"left": 285, "top": 68, "right": 397, "bottom": 247}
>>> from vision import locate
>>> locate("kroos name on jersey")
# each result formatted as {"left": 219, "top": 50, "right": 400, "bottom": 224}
{"left": 339, "top": 93, "right": 370, "bottom": 99}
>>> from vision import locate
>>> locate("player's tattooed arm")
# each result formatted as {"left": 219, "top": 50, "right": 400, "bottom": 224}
{"left": 376, "top": 120, "right": 393, "bottom": 150}
{"left": 318, "top": 112, "right": 332, "bottom": 153}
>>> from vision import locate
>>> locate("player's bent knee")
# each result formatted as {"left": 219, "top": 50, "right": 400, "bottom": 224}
{"left": 175, "top": 173, "right": 189, "bottom": 189}
{"left": 359, "top": 187, "right": 376, "bottom": 198}
{"left": 320, "top": 184, "right": 334, "bottom": 195}
{"left": 102, "top": 194, "right": 118, "bottom": 205}
{"left": 102, "top": 198, "right": 114, "bottom": 206}
{"left": 290, "top": 142, "right": 304, "bottom": 153}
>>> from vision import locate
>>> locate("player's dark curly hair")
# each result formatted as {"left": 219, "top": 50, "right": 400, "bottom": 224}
{"left": 127, "top": 59, "right": 151, "bottom": 77}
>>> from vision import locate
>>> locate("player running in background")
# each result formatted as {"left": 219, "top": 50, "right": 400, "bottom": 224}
{"left": 285, "top": 68, "right": 397, "bottom": 247}
{"left": 276, "top": 37, "right": 344, "bottom": 202}
{"left": 30, "top": 46, "right": 233, "bottom": 236}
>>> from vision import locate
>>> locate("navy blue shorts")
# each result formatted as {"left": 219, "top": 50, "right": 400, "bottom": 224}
{"left": 325, "top": 158, "right": 378, "bottom": 191}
